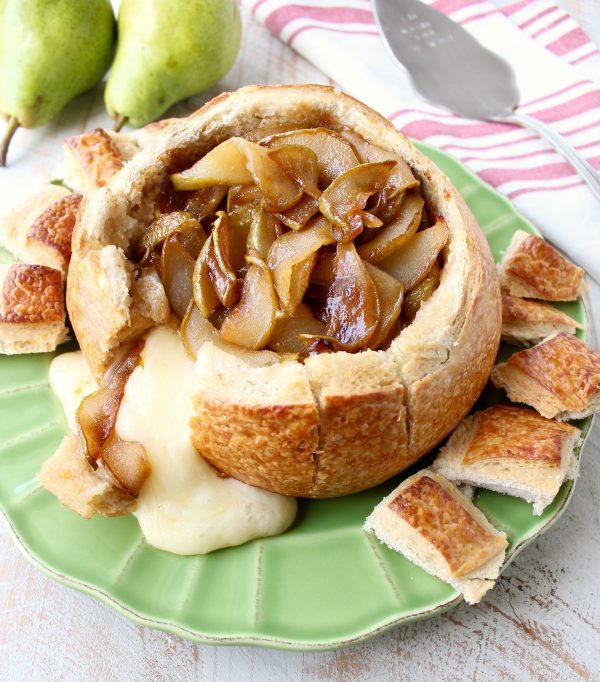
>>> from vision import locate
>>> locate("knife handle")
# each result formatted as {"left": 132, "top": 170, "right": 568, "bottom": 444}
{"left": 505, "top": 111, "right": 600, "bottom": 203}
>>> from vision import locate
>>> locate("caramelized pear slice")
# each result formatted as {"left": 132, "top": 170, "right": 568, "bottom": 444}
{"left": 402, "top": 262, "right": 441, "bottom": 325}
{"left": 357, "top": 193, "right": 424, "bottom": 262}
{"left": 173, "top": 138, "right": 302, "bottom": 212}
{"left": 161, "top": 233, "right": 196, "bottom": 319}
{"left": 207, "top": 212, "right": 241, "bottom": 308}
{"left": 76, "top": 342, "right": 151, "bottom": 497}
{"left": 269, "top": 144, "right": 320, "bottom": 199}
{"left": 101, "top": 433, "right": 151, "bottom": 497}
{"left": 227, "top": 184, "right": 262, "bottom": 214}
{"left": 319, "top": 161, "right": 396, "bottom": 242}
{"left": 362, "top": 211, "right": 384, "bottom": 229}
{"left": 172, "top": 139, "right": 254, "bottom": 189}
{"left": 247, "top": 209, "right": 282, "bottom": 259}
{"left": 184, "top": 186, "right": 228, "bottom": 220}
{"left": 77, "top": 340, "right": 145, "bottom": 464}
{"left": 140, "top": 211, "right": 204, "bottom": 252}
{"left": 298, "top": 335, "right": 342, "bottom": 358}
{"left": 181, "top": 300, "right": 220, "bottom": 358}
{"left": 263, "top": 127, "right": 360, "bottom": 186}
{"left": 324, "top": 241, "right": 380, "bottom": 351}
{"left": 378, "top": 218, "right": 449, "bottom": 290}
{"left": 289, "top": 253, "right": 318, "bottom": 311}
{"left": 193, "top": 238, "right": 221, "bottom": 318}
{"left": 364, "top": 263, "right": 404, "bottom": 349}
{"left": 267, "top": 216, "right": 335, "bottom": 313}
{"left": 276, "top": 194, "right": 320, "bottom": 231}
{"left": 178, "top": 226, "right": 206, "bottom": 260}
{"left": 269, "top": 303, "right": 327, "bottom": 353}
{"left": 342, "top": 129, "right": 419, "bottom": 205}
{"left": 220, "top": 253, "right": 279, "bottom": 350}
{"left": 235, "top": 138, "right": 303, "bottom": 212}
{"left": 371, "top": 189, "right": 405, "bottom": 225}
{"left": 225, "top": 212, "right": 253, "bottom": 275}
{"left": 310, "top": 250, "right": 336, "bottom": 288}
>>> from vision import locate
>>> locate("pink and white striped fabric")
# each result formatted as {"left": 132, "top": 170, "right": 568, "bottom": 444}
{"left": 242, "top": 0, "right": 600, "bottom": 281}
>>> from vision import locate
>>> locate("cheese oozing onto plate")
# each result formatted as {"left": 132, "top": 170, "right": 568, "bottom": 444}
{"left": 49, "top": 325, "right": 297, "bottom": 555}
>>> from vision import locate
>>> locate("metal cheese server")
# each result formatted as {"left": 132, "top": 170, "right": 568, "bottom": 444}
{"left": 373, "top": 0, "right": 600, "bottom": 202}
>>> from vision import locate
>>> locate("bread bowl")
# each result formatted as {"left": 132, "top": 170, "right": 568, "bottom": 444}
{"left": 66, "top": 84, "right": 501, "bottom": 498}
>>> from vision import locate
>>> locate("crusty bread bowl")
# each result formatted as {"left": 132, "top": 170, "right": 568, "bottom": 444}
{"left": 67, "top": 85, "right": 501, "bottom": 498}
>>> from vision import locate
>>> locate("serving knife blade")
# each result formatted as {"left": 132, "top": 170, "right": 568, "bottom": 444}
{"left": 373, "top": 0, "right": 600, "bottom": 202}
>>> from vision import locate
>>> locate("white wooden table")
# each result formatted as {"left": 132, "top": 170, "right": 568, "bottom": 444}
{"left": 1, "top": 3, "right": 600, "bottom": 680}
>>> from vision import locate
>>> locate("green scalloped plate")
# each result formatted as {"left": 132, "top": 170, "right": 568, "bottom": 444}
{"left": 0, "top": 142, "right": 592, "bottom": 650}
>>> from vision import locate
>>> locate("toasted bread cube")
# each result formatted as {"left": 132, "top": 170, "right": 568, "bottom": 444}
{"left": 498, "top": 230, "right": 585, "bottom": 301}
{"left": 364, "top": 470, "right": 507, "bottom": 604}
{"left": 501, "top": 293, "right": 581, "bottom": 346}
{"left": 0, "top": 184, "right": 76, "bottom": 272}
{"left": 492, "top": 332, "right": 600, "bottom": 420}
{"left": 64, "top": 128, "right": 124, "bottom": 192}
{"left": 0, "top": 263, "right": 68, "bottom": 354}
{"left": 434, "top": 405, "right": 581, "bottom": 515}
{"left": 24, "top": 193, "right": 82, "bottom": 271}
{"left": 38, "top": 433, "right": 135, "bottom": 519}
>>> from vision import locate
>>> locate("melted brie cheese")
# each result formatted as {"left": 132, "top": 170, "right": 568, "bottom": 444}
{"left": 49, "top": 326, "right": 297, "bottom": 555}
{"left": 49, "top": 352, "right": 98, "bottom": 432}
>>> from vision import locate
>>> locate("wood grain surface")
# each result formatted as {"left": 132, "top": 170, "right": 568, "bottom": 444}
{"left": 1, "top": 3, "right": 600, "bottom": 681}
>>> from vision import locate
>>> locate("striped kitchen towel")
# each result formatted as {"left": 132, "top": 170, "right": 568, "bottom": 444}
{"left": 243, "top": 0, "right": 600, "bottom": 282}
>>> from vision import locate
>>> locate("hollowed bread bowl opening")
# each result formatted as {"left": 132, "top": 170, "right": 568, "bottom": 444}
{"left": 67, "top": 85, "right": 501, "bottom": 497}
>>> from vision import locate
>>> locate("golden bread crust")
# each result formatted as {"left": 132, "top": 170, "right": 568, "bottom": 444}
{"left": 64, "top": 128, "right": 124, "bottom": 191}
{"left": 302, "top": 351, "right": 409, "bottom": 496}
{"left": 0, "top": 264, "right": 63, "bottom": 323}
{"left": 67, "top": 85, "right": 501, "bottom": 496}
{"left": 498, "top": 230, "right": 585, "bottom": 301}
{"left": 0, "top": 263, "right": 68, "bottom": 353}
{"left": 27, "top": 193, "right": 82, "bottom": 270}
{"left": 461, "top": 405, "right": 577, "bottom": 466}
{"left": 492, "top": 332, "right": 600, "bottom": 419}
{"left": 388, "top": 472, "right": 506, "bottom": 578}
{"left": 502, "top": 293, "right": 571, "bottom": 325}
{"left": 0, "top": 184, "right": 72, "bottom": 272}
{"left": 191, "top": 399, "right": 320, "bottom": 495}
{"left": 433, "top": 405, "right": 581, "bottom": 514}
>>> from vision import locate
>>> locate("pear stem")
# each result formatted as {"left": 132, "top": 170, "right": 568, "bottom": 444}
{"left": 0, "top": 117, "right": 20, "bottom": 167}
{"left": 113, "top": 115, "right": 128, "bottom": 133}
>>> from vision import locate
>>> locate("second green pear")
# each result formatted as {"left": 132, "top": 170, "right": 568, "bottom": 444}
{"left": 105, "top": 0, "right": 242, "bottom": 128}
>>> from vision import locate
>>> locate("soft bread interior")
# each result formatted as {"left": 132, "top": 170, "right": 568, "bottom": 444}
{"left": 38, "top": 433, "right": 135, "bottom": 518}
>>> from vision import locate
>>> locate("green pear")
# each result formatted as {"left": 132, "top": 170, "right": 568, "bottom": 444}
{"left": 0, "top": 0, "right": 116, "bottom": 166}
{"left": 105, "top": 0, "right": 242, "bottom": 129}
